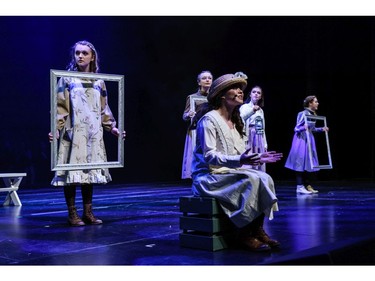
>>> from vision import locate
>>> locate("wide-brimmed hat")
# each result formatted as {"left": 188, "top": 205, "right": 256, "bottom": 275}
{"left": 207, "top": 72, "right": 248, "bottom": 103}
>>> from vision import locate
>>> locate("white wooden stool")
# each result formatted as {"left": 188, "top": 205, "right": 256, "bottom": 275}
{"left": 0, "top": 173, "right": 27, "bottom": 206}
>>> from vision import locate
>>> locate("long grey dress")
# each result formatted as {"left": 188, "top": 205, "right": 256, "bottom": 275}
{"left": 191, "top": 110, "right": 278, "bottom": 228}
{"left": 51, "top": 77, "right": 116, "bottom": 186}
{"left": 181, "top": 90, "right": 208, "bottom": 179}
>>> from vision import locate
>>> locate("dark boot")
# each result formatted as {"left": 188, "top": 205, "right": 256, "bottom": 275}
{"left": 238, "top": 222, "right": 271, "bottom": 251}
{"left": 81, "top": 185, "right": 102, "bottom": 225}
{"left": 68, "top": 206, "right": 85, "bottom": 226}
{"left": 64, "top": 186, "right": 85, "bottom": 226}
{"left": 240, "top": 236, "right": 271, "bottom": 252}
{"left": 252, "top": 213, "right": 280, "bottom": 248}
{"left": 82, "top": 203, "right": 103, "bottom": 225}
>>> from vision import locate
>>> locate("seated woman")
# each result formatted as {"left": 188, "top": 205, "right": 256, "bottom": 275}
{"left": 191, "top": 73, "right": 282, "bottom": 251}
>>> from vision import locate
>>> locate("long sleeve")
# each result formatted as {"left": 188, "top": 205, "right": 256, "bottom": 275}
{"left": 240, "top": 102, "right": 254, "bottom": 138}
{"left": 100, "top": 80, "right": 117, "bottom": 132}
{"left": 262, "top": 111, "right": 268, "bottom": 149}
{"left": 182, "top": 95, "right": 192, "bottom": 121}
{"left": 56, "top": 78, "right": 70, "bottom": 130}
{"left": 294, "top": 111, "right": 306, "bottom": 133}
{"left": 239, "top": 102, "right": 255, "bottom": 121}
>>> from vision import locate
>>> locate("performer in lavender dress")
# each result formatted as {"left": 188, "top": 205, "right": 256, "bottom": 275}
{"left": 285, "top": 95, "right": 329, "bottom": 194}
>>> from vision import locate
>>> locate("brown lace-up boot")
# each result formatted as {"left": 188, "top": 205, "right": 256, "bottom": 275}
{"left": 252, "top": 213, "right": 280, "bottom": 248}
{"left": 82, "top": 204, "right": 103, "bottom": 225}
{"left": 81, "top": 184, "right": 102, "bottom": 225}
{"left": 240, "top": 236, "right": 271, "bottom": 251}
{"left": 68, "top": 206, "right": 85, "bottom": 226}
{"left": 238, "top": 222, "right": 271, "bottom": 251}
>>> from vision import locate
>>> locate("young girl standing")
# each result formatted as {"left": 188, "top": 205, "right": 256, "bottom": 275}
{"left": 50, "top": 40, "right": 125, "bottom": 226}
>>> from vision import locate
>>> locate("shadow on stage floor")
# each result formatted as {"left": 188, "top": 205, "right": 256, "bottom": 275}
{"left": 1, "top": 180, "right": 375, "bottom": 266}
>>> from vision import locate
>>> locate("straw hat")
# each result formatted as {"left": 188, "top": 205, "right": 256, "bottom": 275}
{"left": 207, "top": 72, "right": 248, "bottom": 103}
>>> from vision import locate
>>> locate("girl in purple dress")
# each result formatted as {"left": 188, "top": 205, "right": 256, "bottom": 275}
{"left": 285, "top": 95, "right": 329, "bottom": 194}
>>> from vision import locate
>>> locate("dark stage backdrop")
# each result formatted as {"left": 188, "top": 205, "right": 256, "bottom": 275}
{"left": 0, "top": 16, "right": 374, "bottom": 187}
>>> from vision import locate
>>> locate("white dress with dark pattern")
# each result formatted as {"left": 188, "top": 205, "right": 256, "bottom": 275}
{"left": 51, "top": 77, "right": 116, "bottom": 186}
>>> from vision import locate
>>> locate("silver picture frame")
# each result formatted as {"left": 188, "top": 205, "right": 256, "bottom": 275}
{"left": 304, "top": 114, "right": 333, "bottom": 169}
{"left": 50, "top": 69, "right": 125, "bottom": 171}
{"left": 190, "top": 96, "right": 208, "bottom": 148}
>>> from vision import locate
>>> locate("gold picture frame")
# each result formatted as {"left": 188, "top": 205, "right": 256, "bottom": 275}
{"left": 50, "top": 69, "right": 125, "bottom": 171}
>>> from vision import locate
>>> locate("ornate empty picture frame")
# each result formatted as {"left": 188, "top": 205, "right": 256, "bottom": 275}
{"left": 50, "top": 69, "right": 125, "bottom": 171}
{"left": 304, "top": 115, "right": 333, "bottom": 169}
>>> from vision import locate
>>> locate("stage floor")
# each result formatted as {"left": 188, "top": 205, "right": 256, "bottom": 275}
{"left": 1, "top": 180, "right": 375, "bottom": 266}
